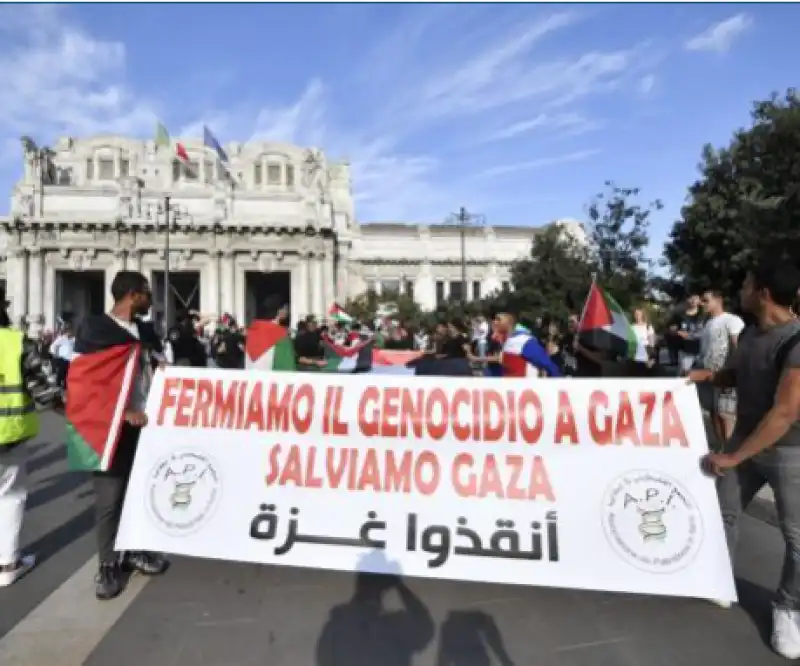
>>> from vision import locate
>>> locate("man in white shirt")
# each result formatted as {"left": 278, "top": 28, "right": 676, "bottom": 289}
{"left": 699, "top": 289, "right": 745, "bottom": 444}
{"left": 49, "top": 325, "right": 74, "bottom": 388}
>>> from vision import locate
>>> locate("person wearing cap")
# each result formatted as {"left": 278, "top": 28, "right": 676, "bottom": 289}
{"left": 0, "top": 300, "right": 62, "bottom": 586}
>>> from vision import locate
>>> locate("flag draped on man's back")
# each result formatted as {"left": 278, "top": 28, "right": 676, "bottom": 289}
{"left": 65, "top": 316, "right": 141, "bottom": 472}
{"left": 577, "top": 282, "right": 637, "bottom": 360}
{"left": 245, "top": 321, "right": 296, "bottom": 372}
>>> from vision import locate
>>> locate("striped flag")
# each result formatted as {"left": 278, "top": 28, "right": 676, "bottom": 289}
{"left": 245, "top": 320, "right": 296, "bottom": 372}
{"left": 321, "top": 335, "right": 374, "bottom": 373}
{"left": 578, "top": 282, "right": 638, "bottom": 360}
{"left": 328, "top": 303, "right": 353, "bottom": 325}
{"left": 155, "top": 121, "right": 194, "bottom": 176}
{"left": 203, "top": 125, "right": 231, "bottom": 175}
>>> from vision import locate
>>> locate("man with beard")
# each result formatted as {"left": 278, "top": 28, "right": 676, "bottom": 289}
{"left": 66, "top": 271, "right": 168, "bottom": 600}
{"left": 690, "top": 261, "right": 800, "bottom": 655}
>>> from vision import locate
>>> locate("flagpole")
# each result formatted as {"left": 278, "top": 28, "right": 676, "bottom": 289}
{"left": 164, "top": 195, "right": 171, "bottom": 333}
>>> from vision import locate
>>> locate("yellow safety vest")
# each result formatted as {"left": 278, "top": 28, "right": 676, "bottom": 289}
{"left": 0, "top": 328, "right": 40, "bottom": 445}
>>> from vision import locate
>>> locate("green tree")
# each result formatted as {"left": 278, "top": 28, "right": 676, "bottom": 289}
{"left": 343, "top": 290, "right": 424, "bottom": 326}
{"left": 493, "top": 223, "right": 595, "bottom": 323}
{"left": 586, "top": 182, "right": 659, "bottom": 311}
{"left": 664, "top": 89, "right": 800, "bottom": 300}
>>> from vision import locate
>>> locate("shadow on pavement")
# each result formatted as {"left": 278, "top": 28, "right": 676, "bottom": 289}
{"left": 737, "top": 577, "right": 776, "bottom": 649}
{"left": 316, "top": 553, "right": 434, "bottom": 666}
{"left": 436, "top": 610, "right": 514, "bottom": 666}
{"left": 27, "top": 445, "right": 66, "bottom": 475}
{"left": 24, "top": 505, "right": 95, "bottom": 568}
{"left": 27, "top": 472, "right": 90, "bottom": 511}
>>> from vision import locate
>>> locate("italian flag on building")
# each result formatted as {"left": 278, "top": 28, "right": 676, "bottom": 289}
{"left": 155, "top": 122, "right": 193, "bottom": 174}
{"left": 245, "top": 320, "right": 297, "bottom": 372}
{"left": 328, "top": 303, "right": 353, "bottom": 325}
{"left": 577, "top": 282, "right": 638, "bottom": 360}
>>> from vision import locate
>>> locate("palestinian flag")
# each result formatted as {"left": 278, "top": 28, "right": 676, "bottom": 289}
{"left": 321, "top": 335, "right": 374, "bottom": 373}
{"left": 245, "top": 320, "right": 297, "bottom": 372}
{"left": 65, "top": 316, "right": 142, "bottom": 472}
{"left": 369, "top": 349, "right": 420, "bottom": 376}
{"left": 578, "top": 283, "right": 637, "bottom": 360}
{"left": 372, "top": 349, "right": 424, "bottom": 367}
{"left": 328, "top": 303, "right": 353, "bottom": 325}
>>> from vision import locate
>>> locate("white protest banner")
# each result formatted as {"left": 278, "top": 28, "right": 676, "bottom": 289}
{"left": 116, "top": 368, "right": 736, "bottom": 602}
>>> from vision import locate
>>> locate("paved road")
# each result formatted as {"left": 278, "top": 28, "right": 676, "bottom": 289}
{"left": 0, "top": 413, "right": 790, "bottom": 666}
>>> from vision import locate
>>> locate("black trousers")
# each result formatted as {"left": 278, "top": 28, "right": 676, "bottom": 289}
{"left": 92, "top": 423, "right": 141, "bottom": 565}
{"left": 53, "top": 358, "right": 69, "bottom": 388}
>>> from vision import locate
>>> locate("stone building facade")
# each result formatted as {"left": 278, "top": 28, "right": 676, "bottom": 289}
{"left": 0, "top": 135, "right": 579, "bottom": 334}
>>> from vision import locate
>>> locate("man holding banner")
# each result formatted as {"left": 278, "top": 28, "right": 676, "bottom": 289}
{"left": 691, "top": 261, "right": 800, "bottom": 659}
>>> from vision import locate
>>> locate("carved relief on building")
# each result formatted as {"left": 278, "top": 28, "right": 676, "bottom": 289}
{"left": 64, "top": 248, "right": 97, "bottom": 271}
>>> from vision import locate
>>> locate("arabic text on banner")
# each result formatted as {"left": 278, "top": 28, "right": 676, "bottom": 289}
{"left": 116, "top": 369, "right": 736, "bottom": 602}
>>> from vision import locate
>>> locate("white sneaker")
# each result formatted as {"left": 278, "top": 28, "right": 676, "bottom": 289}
{"left": 772, "top": 607, "right": 800, "bottom": 659}
{"left": 0, "top": 555, "right": 36, "bottom": 587}
{"left": 708, "top": 598, "right": 732, "bottom": 609}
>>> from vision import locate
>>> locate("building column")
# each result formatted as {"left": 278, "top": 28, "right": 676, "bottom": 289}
{"left": 27, "top": 248, "right": 43, "bottom": 337}
{"left": 483, "top": 261, "right": 501, "bottom": 296}
{"left": 297, "top": 252, "right": 310, "bottom": 317}
{"left": 7, "top": 249, "right": 27, "bottom": 327}
{"left": 203, "top": 250, "right": 220, "bottom": 316}
{"left": 323, "top": 254, "right": 335, "bottom": 315}
{"left": 105, "top": 250, "right": 126, "bottom": 312}
{"left": 416, "top": 262, "right": 436, "bottom": 311}
{"left": 220, "top": 251, "right": 235, "bottom": 316}
{"left": 312, "top": 253, "right": 325, "bottom": 318}
{"left": 129, "top": 249, "right": 143, "bottom": 273}
{"left": 336, "top": 244, "right": 350, "bottom": 303}
{"left": 43, "top": 255, "right": 55, "bottom": 332}
{"left": 233, "top": 263, "right": 245, "bottom": 325}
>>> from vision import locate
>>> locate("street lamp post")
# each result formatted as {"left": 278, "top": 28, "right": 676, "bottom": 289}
{"left": 445, "top": 207, "right": 486, "bottom": 306}
{"left": 164, "top": 195, "right": 171, "bottom": 332}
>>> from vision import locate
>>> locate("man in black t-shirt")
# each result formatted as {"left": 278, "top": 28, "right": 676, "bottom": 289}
{"left": 168, "top": 312, "right": 207, "bottom": 367}
{"left": 211, "top": 315, "right": 245, "bottom": 369}
{"left": 670, "top": 295, "right": 705, "bottom": 375}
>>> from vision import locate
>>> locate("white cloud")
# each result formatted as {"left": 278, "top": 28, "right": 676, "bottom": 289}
{"left": 249, "top": 79, "right": 327, "bottom": 147}
{"left": 483, "top": 112, "right": 600, "bottom": 142}
{"left": 387, "top": 13, "right": 640, "bottom": 127}
{"left": 0, "top": 6, "right": 645, "bottom": 222}
{"left": 478, "top": 149, "right": 601, "bottom": 178}
{"left": 0, "top": 5, "right": 155, "bottom": 150}
{"left": 684, "top": 14, "right": 752, "bottom": 54}
{"left": 639, "top": 74, "right": 656, "bottom": 96}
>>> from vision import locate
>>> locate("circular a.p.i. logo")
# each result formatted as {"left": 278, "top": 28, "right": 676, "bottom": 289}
{"left": 601, "top": 470, "right": 704, "bottom": 574}
{"left": 145, "top": 451, "right": 221, "bottom": 536}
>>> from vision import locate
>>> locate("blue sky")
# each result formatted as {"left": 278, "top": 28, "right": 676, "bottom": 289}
{"left": 0, "top": 3, "right": 796, "bottom": 259}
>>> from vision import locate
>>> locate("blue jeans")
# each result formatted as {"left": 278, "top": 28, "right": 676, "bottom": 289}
{"left": 718, "top": 445, "right": 800, "bottom": 609}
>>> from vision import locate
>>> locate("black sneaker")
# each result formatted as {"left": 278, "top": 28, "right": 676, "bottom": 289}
{"left": 95, "top": 562, "right": 124, "bottom": 601}
{"left": 125, "top": 551, "right": 169, "bottom": 576}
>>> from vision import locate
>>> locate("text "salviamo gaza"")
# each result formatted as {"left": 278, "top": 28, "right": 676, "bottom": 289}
{"left": 156, "top": 378, "right": 690, "bottom": 499}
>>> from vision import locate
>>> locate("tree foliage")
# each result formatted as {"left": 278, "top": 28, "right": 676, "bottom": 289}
{"left": 664, "top": 89, "right": 800, "bottom": 300}
{"left": 498, "top": 224, "right": 594, "bottom": 323}
{"left": 343, "top": 290, "right": 424, "bottom": 325}
{"left": 586, "top": 182, "right": 659, "bottom": 311}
